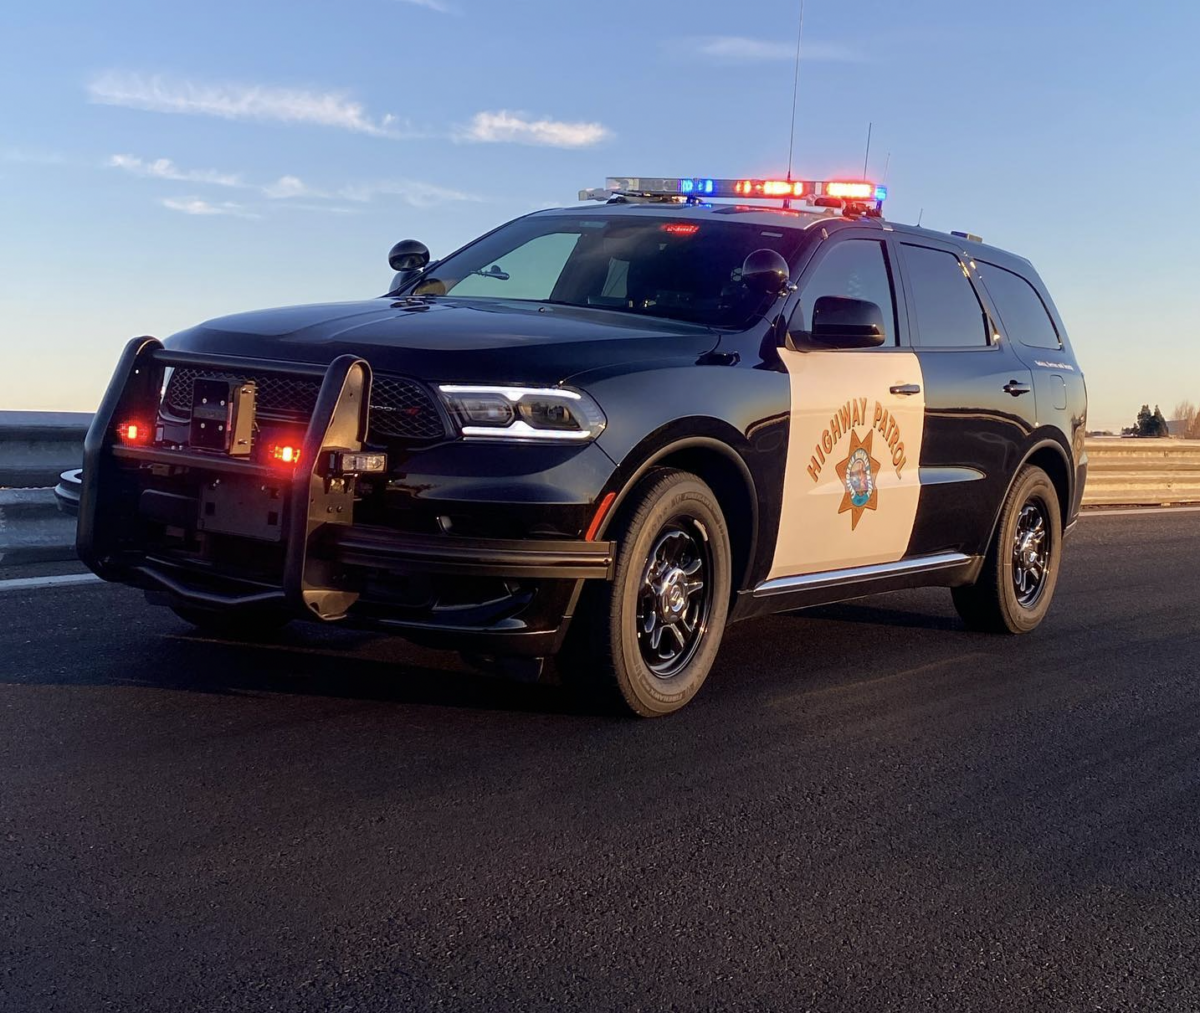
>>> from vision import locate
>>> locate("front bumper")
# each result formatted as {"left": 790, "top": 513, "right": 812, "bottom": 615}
{"left": 77, "top": 338, "right": 615, "bottom": 655}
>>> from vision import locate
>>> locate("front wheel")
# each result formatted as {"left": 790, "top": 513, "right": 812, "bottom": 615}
{"left": 952, "top": 464, "right": 1062, "bottom": 634}
{"left": 561, "top": 468, "right": 732, "bottom": 717}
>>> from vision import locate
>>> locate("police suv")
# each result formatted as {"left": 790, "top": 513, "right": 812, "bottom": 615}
{"left": 75, "top": 175, "right": 1087, "bottom": 716}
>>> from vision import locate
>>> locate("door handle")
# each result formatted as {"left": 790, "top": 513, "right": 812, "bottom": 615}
{"left": 889, "top": 383, "right": 921, "bottom": 396}
{"left": 1003, "top": 380, "right": 1032, "bottom": 396}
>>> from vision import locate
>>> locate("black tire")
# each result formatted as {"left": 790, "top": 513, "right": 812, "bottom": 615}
{"left": 952, "top": 465, "right": 1062, "bottom": 634}
{"left": 561, "top": 468, "right": 732, "bottom": 717}
{"left": 170, "top": 605, "right": 292, "bottom": 639}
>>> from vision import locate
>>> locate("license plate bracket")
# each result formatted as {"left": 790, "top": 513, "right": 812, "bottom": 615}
{"left": 198, "top": 479, "right": 285, "bottom": 542}
{"left": 189, "top": 378, "right": 257, "bottom": 456}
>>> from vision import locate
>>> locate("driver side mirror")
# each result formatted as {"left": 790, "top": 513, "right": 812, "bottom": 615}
{"left": 787, "top": 295, "right": 886, "bottom": 350}
{"left": 387, "top": 239, "right": 431, "bottom": 294}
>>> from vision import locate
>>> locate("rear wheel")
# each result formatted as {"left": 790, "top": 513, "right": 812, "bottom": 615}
{"left": 952, "top": 465, "right": 1062, "bottom": 634}
{"left": 562, "top": 468, "right": 731, "bottom": 717}
{"left": 170, "top": 604, "right": 292, "bottom": 639}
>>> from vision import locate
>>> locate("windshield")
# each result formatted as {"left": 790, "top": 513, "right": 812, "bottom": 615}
{"left": 411, "top": 215, "right": 805, "bottom": 329}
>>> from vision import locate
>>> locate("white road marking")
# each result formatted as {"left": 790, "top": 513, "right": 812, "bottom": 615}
{"left": 0, "top": 573, "right": 102, "bottom": 593}
{"left": 1083, "top": 506, "right": 1200, "bottom": 518}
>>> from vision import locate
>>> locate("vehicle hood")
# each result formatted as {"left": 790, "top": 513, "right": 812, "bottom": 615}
{"left": 165, "top": 297, "right": 721, "bottom": 385}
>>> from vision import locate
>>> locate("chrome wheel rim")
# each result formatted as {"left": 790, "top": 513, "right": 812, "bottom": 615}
{"left": 1012, "top": 500, "right": 1049, "bottom": 608}
{"left": 636, "top": 520, "right": 711, "bottom": 678}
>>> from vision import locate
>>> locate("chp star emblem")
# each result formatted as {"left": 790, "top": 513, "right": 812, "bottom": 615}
{"left": 835, "top": 429, "right": 881, "bottom": 530}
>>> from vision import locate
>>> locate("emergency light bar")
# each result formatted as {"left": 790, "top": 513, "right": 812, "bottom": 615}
{"left": 590, "top": 177, "right": 888, "bottom": 205}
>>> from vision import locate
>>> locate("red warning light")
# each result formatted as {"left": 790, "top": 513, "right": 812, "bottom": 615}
{"left": 270, "top": 444, "right": 301, "bottom": 465}
{"left": 117, "top": 421, "right": 147, "bottom": 444}
{"left": 734, "top": 179, "right": 806, "bottom": 198}
{"left": 825, "top": 181, "right": 876, "bottom": 200}
{"left": 662, "top": 223, "right": 700, "bottom": 235}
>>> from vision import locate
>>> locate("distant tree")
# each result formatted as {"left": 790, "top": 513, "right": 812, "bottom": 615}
{"left": 1134, "top": 404, "right": 1154, "bottom": 437}
{"left": 1152, "top": 406, "right": 1169, "bottom": 437}
{"left": 1174, "top": 399, "right": 1196, "bottom": 430}
{"left": 1177, "top": 399, "right": 1200, "bottom": 439}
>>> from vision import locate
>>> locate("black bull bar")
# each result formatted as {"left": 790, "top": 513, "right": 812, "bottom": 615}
{"left": 78, "top": 337, "right": 616, "bottom": 623}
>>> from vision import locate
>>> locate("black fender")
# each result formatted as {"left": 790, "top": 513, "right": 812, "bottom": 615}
{"left": 592, "top": 422, "right": 763, "bottom": 594}
{"left": 980, "top": 431, "right": 1074, "bottom": 555}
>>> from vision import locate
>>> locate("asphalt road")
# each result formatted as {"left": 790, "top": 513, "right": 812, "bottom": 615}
{"left": 2, "top": 511, "right": 1199, "bottom": 1012}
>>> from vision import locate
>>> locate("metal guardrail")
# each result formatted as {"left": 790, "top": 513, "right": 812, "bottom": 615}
{"left": 1, "top": 412, "right": 1198, "bottom": 567}
{"left": 1083, "top": 439, "right": 1200, "bottom": 507}
{"left": 0, "top": 410, "right": 93, "bottom": 488}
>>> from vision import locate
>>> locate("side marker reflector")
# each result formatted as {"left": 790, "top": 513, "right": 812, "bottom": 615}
{"left": 585, "top": 491, "right": 617, "bottom": 542}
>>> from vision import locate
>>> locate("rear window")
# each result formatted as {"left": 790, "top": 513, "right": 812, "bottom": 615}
{"left": 979, "top": 263, "right": 1062, "bottom": 350}
{"left": 414, "top": 216, "right": 805, "bottom": 328}
{"left": 901, "top": 244, "right": 990, "bottom": 349}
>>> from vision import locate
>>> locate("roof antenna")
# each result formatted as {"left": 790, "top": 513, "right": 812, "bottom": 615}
{"left": 783, "top": 0, "right": 806, "bottom": 208}
{"left": 881, "top": 151, "right": 891, "bottom": 183}
{"left": 861, "top": 122, "right": 872, "bottom": 178}
{"left": 917, "top": 208, "right": 924, "bottom": 227}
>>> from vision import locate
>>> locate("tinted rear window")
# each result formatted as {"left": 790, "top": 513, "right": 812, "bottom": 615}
{"left": 902, "top": 244, "right": 990, "bottom": 348}
{"left": 980, "top": 263, "right": 1061, "bottom": 350}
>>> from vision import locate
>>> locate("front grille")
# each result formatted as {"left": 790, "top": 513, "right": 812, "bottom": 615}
{"left": 163, "top": 366, "right": 447, "bottom": 442}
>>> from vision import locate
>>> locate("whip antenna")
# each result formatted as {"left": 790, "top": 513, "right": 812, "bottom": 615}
{"left": 785, "top": 0, "right": 806, "bottom": 182}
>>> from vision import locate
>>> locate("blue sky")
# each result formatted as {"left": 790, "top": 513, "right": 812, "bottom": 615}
{"left": 2, "top": 0, "right": 1197, "bottom": 430}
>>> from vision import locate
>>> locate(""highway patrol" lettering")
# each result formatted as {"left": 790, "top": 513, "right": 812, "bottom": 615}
{"left": 806, "top": 397, "right": 909, "bottom": 483}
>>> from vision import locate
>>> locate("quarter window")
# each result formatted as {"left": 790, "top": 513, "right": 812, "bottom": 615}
{"left": 902, "top": 244, "right": 990, "bottom": 348}
{"left": 796, "top": 239, "right": 897, "bottom": 346}
{"left": 979, "top": 263, "right": 1061, "bottom": 350}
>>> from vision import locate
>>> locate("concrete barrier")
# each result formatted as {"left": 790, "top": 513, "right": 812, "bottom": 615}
{"left": 0, "top": 411, "right": 92, "bottom": 488}
{"left": 1082, "top": 439, "right": 1200, "bottom": 507}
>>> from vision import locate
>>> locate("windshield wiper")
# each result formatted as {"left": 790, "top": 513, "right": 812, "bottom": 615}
{"left": 469, "top": 265, "right": 510, "bottom": 281}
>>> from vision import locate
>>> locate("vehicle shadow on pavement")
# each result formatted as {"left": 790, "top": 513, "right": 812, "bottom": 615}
{"left": 104, "top": 623, "right": 593, "bottom": 717}
{"left": 791, "top": 598, "right": 965, "bottom": 632}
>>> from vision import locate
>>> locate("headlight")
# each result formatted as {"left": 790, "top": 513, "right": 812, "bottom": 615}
{"left": 437, "top": 385, "right": 607, "bottom": 442}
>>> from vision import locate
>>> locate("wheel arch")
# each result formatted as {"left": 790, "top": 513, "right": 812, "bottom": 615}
{"left": 596, "top": 431, "right": 759, "bottom": 596}
{"left": 985, "top": 434, "right": 1073, "bottom": 551}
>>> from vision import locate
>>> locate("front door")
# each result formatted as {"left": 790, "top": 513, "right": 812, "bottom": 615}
{"left": 769, "top": 235, "right": 927, "bottom": 581}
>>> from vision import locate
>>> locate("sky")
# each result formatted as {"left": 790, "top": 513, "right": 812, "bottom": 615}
{"left": 2, "top": 0, "right": 1198, "bottom": 431}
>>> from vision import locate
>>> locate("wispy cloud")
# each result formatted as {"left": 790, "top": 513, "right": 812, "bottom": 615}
{"left": 397, "top": 0, "right": 456, "bottom": 12}
{"left": 108, "top": 153, "right": 243, "bottom": 187}
{"left": 160, "top": 196, "right": 259, "bottom": 219}
{"left": 107, "top": 151, "right": 478, "bottom": 212}
{"left": 339, "top": 178, "right": 480, "bottom": 207}
{"left": 88, "top": 72, "right": 408, "bottom": 138}
{"left": 262, "top": 174, "right": 323, "bottom": 199}
{"left": 457, "top": 110, "right": 610, "bottom": 148}
{"left": 670, "top": 35, "right": 863, "bottom": 63}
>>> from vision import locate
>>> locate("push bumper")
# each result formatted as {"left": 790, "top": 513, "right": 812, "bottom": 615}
{"left": 76, "top": 337, "right": 615, "bottom": 654}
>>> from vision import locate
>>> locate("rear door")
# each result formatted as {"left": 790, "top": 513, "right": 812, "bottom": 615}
{"left": 896, "top": 239, "right": 1037, "bottom": 557}
{"left": 769, "top": 234, "right": 927, "bottom": 580}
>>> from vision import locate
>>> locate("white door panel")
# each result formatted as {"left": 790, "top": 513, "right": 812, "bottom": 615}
{"left": 769, "top": 350, "right": 926, "bottom": 580}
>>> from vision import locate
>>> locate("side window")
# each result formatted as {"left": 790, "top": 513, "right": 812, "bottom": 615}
{"left": 795, "top": 239, "right": 897, "bottom": 346}
{"left": 902, "top": 244, "right": 990, "bottom": 348}
{"left": 441, "top": 232, "right": 581, "bottom": 300}
{"left": 979, "top": 263, "right": 1061, "bottom": 350}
